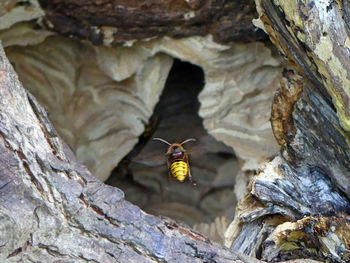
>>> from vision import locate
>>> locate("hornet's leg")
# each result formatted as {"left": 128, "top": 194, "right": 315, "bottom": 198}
{"left": 167, "top": 160, "right": 172, "bottom": 182}
{"left": 185, "top": 157, "right": 197, "bottom": 186}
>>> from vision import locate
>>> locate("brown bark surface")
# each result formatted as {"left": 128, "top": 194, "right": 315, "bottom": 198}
{"left": 38, "top": 0, "right": 266, "bottom": 45}
{"left": 224, "top": 1, "right": 350, "bottom": 261}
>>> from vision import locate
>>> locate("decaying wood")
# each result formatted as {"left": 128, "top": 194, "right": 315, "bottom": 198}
{"left": 225, "top": 155, "right": 350, "bottom": 261}
{"left": 270, "top": 68, "right": 302, "bottom": 147}
{"left": 224, "top": 0, "right": 350, "bottom": 262}
{"left": 256, "top": 0, "right": 350, "bottom": 132}
{"left": 255, "top": 0, "right": 350, "bottom": 199}
{"left": 0, "top": 43, "right": 261, "bottom": 262}
{"left": 38, "top": 0, "right": 265, "bottom": 45}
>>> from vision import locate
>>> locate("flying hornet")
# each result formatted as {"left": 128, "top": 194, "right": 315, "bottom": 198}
{"left": 153, "top": 137, "right": 197, "bottom": 186}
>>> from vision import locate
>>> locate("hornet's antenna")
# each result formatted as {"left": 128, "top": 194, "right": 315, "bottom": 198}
{"left": 180, "top": 138, "right": 196, "bottom": 145}
{"left": 153, "top": 137, "right": 172, "bottom": 146}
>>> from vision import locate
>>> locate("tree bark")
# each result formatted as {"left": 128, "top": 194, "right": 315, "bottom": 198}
{"left": 37, "top": 0, "right": 266, "bottom": 45}
{"left": 224, "top": 1, "right": 350, "bottom": 262}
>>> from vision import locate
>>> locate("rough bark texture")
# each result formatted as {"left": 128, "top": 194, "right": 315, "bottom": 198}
{"left": 257, "top": 0, "right": 350, "bottom": 132}
{"left": 38, "top": 0, "right": 266, "bottom": 45}
{"left": 0, "top": 43, "right": 260, "bottom": 262}
{"left": 255, "top": 0, "right": 350, "bottom": 199}
{"left": 224, "top": 0, "right": 350, "bottom": 262}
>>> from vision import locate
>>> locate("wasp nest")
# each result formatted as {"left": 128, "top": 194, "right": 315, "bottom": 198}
{"left": 1, "top": 0, "right": 281, "bottom": 242}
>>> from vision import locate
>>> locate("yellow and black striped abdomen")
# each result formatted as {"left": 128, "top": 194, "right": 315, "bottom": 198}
{"left": 170, "top": 160, "right": 188, "bottom": 182}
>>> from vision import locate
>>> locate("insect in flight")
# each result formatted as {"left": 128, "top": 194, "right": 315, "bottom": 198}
{"left": 153, "top": 137, "right": 197, "bottom": 186}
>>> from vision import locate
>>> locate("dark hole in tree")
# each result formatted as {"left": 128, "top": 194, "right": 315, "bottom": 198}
{"left": 106, "top": 59, "right": 237, "bottom": 232}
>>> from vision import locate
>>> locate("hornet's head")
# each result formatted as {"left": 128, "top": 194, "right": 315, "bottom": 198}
{"left": 153, "top": 137, "right": 196, "bottom": 156}
{"left": 169, "top": 145, "right": 184, "bottom": 159}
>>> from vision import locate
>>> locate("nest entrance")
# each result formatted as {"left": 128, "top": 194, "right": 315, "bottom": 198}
{"left": 107, "top": 60, "right": 238, "bottom": 234}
